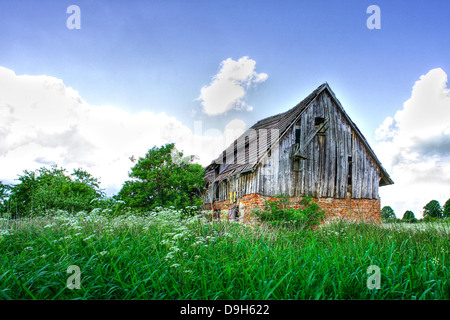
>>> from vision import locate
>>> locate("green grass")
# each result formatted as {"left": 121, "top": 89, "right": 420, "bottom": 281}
{"left": 0, "top": 209, "right": 449, "bottom": 300}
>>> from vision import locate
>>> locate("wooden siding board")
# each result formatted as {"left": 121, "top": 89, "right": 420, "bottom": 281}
{"left": 207, "top": 88, "right": 384, "bottom": 203}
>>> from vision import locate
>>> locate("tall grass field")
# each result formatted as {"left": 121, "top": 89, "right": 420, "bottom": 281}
{"left": 0, "top": 208, "right": 449, "bottom": 300}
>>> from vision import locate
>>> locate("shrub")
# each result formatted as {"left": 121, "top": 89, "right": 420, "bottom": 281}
{"left": 3, "top": 165, "right": 104, "bottom": 217}
{"left": 255, "top": 194, "right": 325, "bottom": 229}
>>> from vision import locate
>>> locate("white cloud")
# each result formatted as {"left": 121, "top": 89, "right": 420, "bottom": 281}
{"left": 0, "top": 66, "right": 245, "bottom": 195}
{"left": 198, "top": 56, "right": 268, "bottom": 116}
{"left": 375, "top": 68, "right": 450, "bottom": 218}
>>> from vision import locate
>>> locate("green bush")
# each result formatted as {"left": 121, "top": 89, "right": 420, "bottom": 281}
{"left": 254, "top": 194, "right": 325, "bottom": 229}
{"left": 2, "top": 165, "right": 104, "bottom": 218}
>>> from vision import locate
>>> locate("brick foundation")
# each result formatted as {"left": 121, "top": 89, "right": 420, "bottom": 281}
{"left": 203, "top": 193, "right": 381, "bottom": 224}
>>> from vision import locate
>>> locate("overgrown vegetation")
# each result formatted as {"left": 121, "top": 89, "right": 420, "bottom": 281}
{"left": 0, "top": 208, "right": 449, "bottom": 299}
{"left": 253, "top": 194, "right": 325, "bottom": 229}
{"left": 0, "top": 144, "right": 205, "bottom": 218}
{"left": 1, "top": 143, "right": 449, "bottom": 300}
{"left": 0, "top": 165, "right": 103, "bottom": 218}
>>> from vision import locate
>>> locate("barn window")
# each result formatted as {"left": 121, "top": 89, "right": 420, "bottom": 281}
{"left": 347, "top": 156, "right": 353, "bottom": 186}
{"left": 295, "top": 126, "right": 301, "bottom": 144}
{"left": 315, "top": 117, "right": 327, "bottom": 135}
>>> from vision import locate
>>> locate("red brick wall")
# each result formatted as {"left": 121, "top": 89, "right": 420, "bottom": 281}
{"left": 204, "top": 193, "right": 381, "bottom": 224}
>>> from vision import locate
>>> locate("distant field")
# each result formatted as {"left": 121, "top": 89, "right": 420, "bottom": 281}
{"left": 0, "top": 209, "right": 449, "bottom": 299}
{"left": 382, "top": 221, "right": 450, "bottom": 232}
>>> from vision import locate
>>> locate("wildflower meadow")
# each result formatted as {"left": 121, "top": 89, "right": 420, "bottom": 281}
{"left": 0, "top": 207, "right": 449, "bottom": 300}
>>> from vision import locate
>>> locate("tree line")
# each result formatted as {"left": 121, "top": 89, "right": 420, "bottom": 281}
{"left": 381, "top": 199, "right": 450, "bottom": 223}
{"left": 0, "top": 143, "right": 205, "bottom": 218}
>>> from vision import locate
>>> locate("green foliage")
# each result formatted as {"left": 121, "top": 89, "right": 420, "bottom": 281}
{"left": 1, "top": 209, "right": 450, "bottom": 299}
{"left": 381, "top": 206, "right": 396, "bottom": 221}
{"left": 254, "top": 194, "right": 325, "bottom": 229}
{"left": 402, "top": 210, "right": 417, "bottom": 223}
{"left": 423, "top": 200, "right": 443, "bottom": 219}
{"left": 2, "top": 165, "right": 104, "bottom": 217}
{"left": 0, "top": 181, "right": 11, "bottom": 216}
{"left": 89, "top": 197, "right": 127, "bottom": 216}
{"left": 422, "top": 214, "right": 436, "bottom": 223}
{"left": 117, "top": 143, "right": 205, "bottom": 212}
{"left": 443, "top": 198, "right": 450, "bottom": 219}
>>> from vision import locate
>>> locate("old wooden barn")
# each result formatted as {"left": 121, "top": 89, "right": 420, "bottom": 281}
{"left": 203, "top": 83, "right": 393, "bottom": 223}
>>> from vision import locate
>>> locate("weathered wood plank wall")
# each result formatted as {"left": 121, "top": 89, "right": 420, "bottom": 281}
{"left": 208, "top": 89, "right": 381, "bottom": 203}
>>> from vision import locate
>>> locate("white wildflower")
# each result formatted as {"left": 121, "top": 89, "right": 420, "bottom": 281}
{"left": 0, "top": 230, "right": 11, "bottom": 236}
{"left": 83, "top": 235, "right": 95, "bottom": 241}
{"left": 165, "top": 252, "right": 175, "bottom": 260}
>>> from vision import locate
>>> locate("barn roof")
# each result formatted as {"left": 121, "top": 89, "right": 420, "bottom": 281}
{"left": 205, "top": 83, "right": 394, "bottom": 186}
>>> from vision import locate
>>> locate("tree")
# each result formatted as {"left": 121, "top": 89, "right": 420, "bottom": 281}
{"left": 381, "top": 206, "right": 396, "bottom": 221}
{"left": 443, "top": 198, "right": 450, "bottom": 219}
{"left": 6, "top": 165, "right": 104, "bottom": 217}
{"left": 402, "top": 210, "right": 417, "bottom": 223}
{"left": 423, "top": 200, "right": 442, "bottom": 219}
{"left": 0, "top": 181, "right": 11, "bottom": 215}
{"left": 118, "top": 143, "right": 205, "bottom": 211}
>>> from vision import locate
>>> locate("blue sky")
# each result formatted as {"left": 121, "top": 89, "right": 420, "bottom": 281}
{"left": 1, "top": 0, "right": 449, "bottom": 217}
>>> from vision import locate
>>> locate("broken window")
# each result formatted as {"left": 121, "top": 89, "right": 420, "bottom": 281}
{"left": 315, "top": 117, "right": 328, "bottom": 135}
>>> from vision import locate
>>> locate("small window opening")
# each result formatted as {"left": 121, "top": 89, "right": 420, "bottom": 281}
{"left": 295, "top": 127, "right": 301, "bottom": 144}
{"left": 347, "top": 156, "right": 353, "bottom": 186}
{"left": 315, "top": 117, "right": 327, "bottom": 134}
